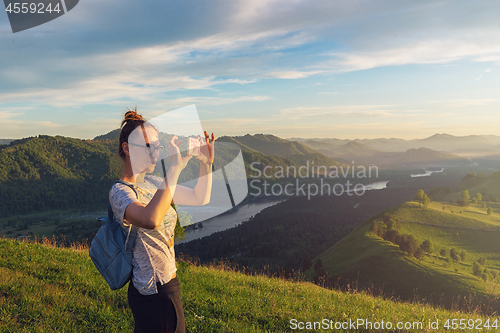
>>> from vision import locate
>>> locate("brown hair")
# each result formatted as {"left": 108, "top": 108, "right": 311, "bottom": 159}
{"left": 119, "top": 107, "right": 146, "bottom": 160}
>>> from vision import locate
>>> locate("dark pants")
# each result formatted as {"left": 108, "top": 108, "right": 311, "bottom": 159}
{"left": 127, "top": 278, "right": 186, "bottom": 333}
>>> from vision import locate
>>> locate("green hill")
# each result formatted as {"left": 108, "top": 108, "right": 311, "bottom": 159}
{"left": 0, "top": 135, "right": 120, "bottom": 182}
{"left": 219, "top": 134, "right": 345, "bottom": 168}
{"left": 0, "top": 237, "right": 494, "bottom": 332}
{"left": 0, "top": 136, "right": 122, "bottom": 216}
{"left": 313, "top": 196, "right": 500, "bottom": 312}
{"left": 93, "top": 129, "right": 120, "bottom": 141}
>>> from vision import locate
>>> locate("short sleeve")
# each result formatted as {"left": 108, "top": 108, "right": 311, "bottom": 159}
{"left": 145, "top": 175, "right": 163, "bottom": 188}
{"left": 109, "top": 183, "right": 137, "bottom": 227}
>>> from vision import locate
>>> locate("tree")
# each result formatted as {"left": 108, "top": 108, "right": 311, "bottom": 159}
{"left": 473, "top": 262, "right": 483, "bottom": 277}
{"left": 482, "top": 202, "right": 487, "bottom": 209}
{"left": 478, "top": 257, "right": 486, "bottom": 266}
{"left": 462, "top": 190, "right": 470, "bottom": 201}
{"left": 450, "top": 248, "right": 460, "bottom": 261}
{"left": 463, "top": 173, "right": 475, "bottom": 182}
{"left": 382, "top": 213, "right": 394, "bottom": 224}
{"left": 302, "top": 257, "right": 312, "bottom": 271}
{"left": 460, "top": 250, "right": 467, "bottom": 261}
{"left": 314, "top": 259, "right": 325, "bottom": 276}
{"left": 440, "top": 249, "right": 447, "bottom": 257}
{"left": 414, "top": 189, "right": 430, "bottom": 206}
{"left": 472, "top": 198, "right": 478, "bottom": 204}
{"left": 422, "top": 194, "right": 431, "bottom": 206}
{"left": 399, "top": 234, "right": 418, "bottom": 256}
{"left": 487, "top": 207, "right": 492, "bottom": 215}
{"left": 386, "top": 219, "right": 396, "bottom": 230}
{"left": 476, "top": 193, "right": 482, "bottom": 201}
{"left": 370, "top": 221, "right": 378, "bottom": 234}
{"left": 384, "top": 229, "right": 400, "bottom": 244}
{"left": 414, "top": 189, "right": 425, "bottom": 202}
{"left": 420, "top": 239, "right": 433, "bottom": 254}
{"left": 414, "top": 247, "right": 424, "bottom": 260}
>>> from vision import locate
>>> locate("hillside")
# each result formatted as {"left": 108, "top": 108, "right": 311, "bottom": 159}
{"left": 313, "top": 190, "right": 500, "bottom": 312}
{"left": 0, "top": 133, "right": 315, "bottom": 216}
{"left": 294, "top": 133, "right": 500, "bottom": 158}
{"left": 0, "top": 237, "right": 493, "bottom": 332}
{"left": 0, "top": 135, "right": 122, "bottom": 216}
{"left": 366, "top": 147, "right": 472, "bottom": 168}
{"left": 177, "top": 187, "right": 418, "bottom": 274}
{"left": 334, "top": 141, "right": 381, "bottom": 159}
{"left": 219, "top": 134, "right": 344, "bottom": 168}
{"left": 93, "top": 129, "right": 120, "bottom": 141}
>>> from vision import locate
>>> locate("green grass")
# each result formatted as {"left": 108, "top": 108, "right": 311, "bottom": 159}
{"left": 0, "top": 237, "right": 496, "bottom": 332}
{"left": 313, "top": 200, "right": 500, "bottom": 313}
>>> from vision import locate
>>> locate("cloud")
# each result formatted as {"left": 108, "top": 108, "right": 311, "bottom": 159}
{"left": 0, "top": 108, "right": 30, "bottom": 120}
{"left": 328, "top": 38, "right": 500, "bottom": 72}
{"left": 429, "top": 99, "right": 496, "bottom": 108}
{"left": 277, "top": 105, "right": 397, "bottom": 120}
{"left": 3, "top": 0, "right": 500, "bottom": 140}
{"left": 264, "top": 70, "right": 322, "bottom": 79}
{"left": 475, "top": 75, "right": 482, "bottom": 80}
{"left": 473, "top": 55, "right": 500, "bottom": 62}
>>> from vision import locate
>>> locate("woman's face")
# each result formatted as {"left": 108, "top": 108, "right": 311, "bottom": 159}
{"left": 128, "top": 125, "right": 160, "bottom": 175}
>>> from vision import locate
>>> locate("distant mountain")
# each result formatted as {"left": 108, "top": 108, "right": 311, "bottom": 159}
{"left": 221, "top": 134, "right": 345, "bottom": 168}
{"left": 414, "top": 134, "right": 500, "bottom": 152}
{"left": 0, "top": 139, "right": 14, "bottom": 145}
{"left": 352, "top": 138, "right": 412, "bottom": 152}
{"left": 93, "top": 129, "right": 120, "bottom": 141}
{"left": 332, "top": 141, "right": 381, "bottom": 160}
{"left": 293, "top": 137, "right": 411, "bottom": 152}
{"left": 365, "top": 147, "right": 471, "bottom": 167}
{"left": 295, "top": 134, "right": 500, "bottom": 161}
{"left": 0, "top": 132, "right": 339, "bottom": 216}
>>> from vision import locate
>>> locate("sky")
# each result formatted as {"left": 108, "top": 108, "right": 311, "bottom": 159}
{"left": 1, "top": 0, "right": 500, "bottom": 140}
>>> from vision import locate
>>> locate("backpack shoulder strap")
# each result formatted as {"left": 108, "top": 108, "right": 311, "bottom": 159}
{"left": 110, "top": 180, "right": 139, "bottom": 251}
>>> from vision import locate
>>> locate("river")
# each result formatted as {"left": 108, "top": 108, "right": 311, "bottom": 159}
{"left": 177, "top": 179, "right": 391, "bottom": 243}
{"left": 177, "top": 200, "right": 284, "bottom": 243}
{"left": 410, "top": 168, "right": 445, "bottom": 178}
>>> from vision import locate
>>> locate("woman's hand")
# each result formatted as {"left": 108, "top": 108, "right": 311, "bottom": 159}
{"left": 196, "top": 131, "right": 215, "bottom": 166}
{"left": 168, "top": 135, "right": 192, "bottom": 171}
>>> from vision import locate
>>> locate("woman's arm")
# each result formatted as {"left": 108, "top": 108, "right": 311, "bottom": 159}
{"left": 171, "top": 161, "right": 212, "bottom": 206}
{"left": 124, "top": 166, "right": 183, "bottom": 229}
{"left": 172, "top": 132, "right": 214, "bottom": 206}
{"left": 123, "top": 135, "right": 192, "bottom": 229}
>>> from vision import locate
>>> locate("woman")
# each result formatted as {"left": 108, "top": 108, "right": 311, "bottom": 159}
{"left": 109, "top": 108, "right": 214, "bottom": 333}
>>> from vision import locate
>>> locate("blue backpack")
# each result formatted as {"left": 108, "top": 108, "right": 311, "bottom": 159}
{"left": 89, "top": 181, "right": 138, "bottom": 290}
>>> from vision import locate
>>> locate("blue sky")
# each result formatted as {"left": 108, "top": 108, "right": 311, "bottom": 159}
{"left": 1, "top": 0, "right": 500, "bottom": 140}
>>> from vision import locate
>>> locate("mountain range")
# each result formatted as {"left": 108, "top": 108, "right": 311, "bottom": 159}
{"left": 292, "top": 133, "right": 500, "bottom": 158}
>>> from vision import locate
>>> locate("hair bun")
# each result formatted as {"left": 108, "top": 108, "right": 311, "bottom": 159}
{"left": 121, "top": 107, "right": 144, "bottom": 128}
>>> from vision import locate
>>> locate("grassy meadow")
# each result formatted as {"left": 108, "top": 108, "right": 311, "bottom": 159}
{"left": 1, "top": 237, "right": 497, "bottom": 332}
{"left": 313, "top": 198, "right": 500, "bottom": 313}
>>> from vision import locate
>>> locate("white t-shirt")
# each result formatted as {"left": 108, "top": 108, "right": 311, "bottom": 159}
{"left": 109, "top": 175, "right": 177, "bottom": 295}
